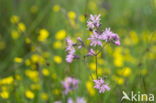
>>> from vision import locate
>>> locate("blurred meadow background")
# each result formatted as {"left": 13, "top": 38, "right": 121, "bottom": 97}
{"left": 0, "top": 0, "right": 156, "bottom": 103}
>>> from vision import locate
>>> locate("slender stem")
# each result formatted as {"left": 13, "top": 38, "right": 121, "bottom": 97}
{"left": 95, "top": 43, "right": 107, "bottom": 56}
{"left": 95, "top": 55, "right": 98, "bottom": 79}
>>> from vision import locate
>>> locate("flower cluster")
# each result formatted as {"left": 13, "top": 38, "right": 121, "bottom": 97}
{"left": 62, "top": 77, "right": 79, "bottom": 94}
{"left": 66, "top": 37, "right": 76, "bottom": 63}
{"left": 65, "top": 14, "right": 120, "bottom": 94}
{"left": 93, "top": 78, "right": 110, "bottom": 93}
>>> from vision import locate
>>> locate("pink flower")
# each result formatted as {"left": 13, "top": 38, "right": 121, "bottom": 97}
{"left": 87, "top": 14, "right": 101, "bottom": 30}
{"left": 62, "top": 77, "right": 79, "bottom": 94}
{"left": 88, "top": 31, "right": 103, "bottom": 47}
{"left": 100, "top": 28, "right": 120, "bottom": 45}
{"left": 88, "top": 49, "right": 95, "bottom": 56}
{"left": 66, "top": 37, "right": 76, "bottom": 63}
{"left": 93, "top": 78, "right": 110, "bottom": 93}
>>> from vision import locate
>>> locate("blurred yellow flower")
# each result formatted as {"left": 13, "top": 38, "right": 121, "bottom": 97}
{"left": 86, "top": 81, "right": 95, "bottom": 96}
{"left": 14, "top": 57, "right": 23, "bottom": 63}
{"left": 112, "top": 75, "right": 124, "bottom": 85}
{"left": 129, "top": 31, "right": 139, "bottom": 44}
{"left": 41, "top": 93, "right": 48, "bottom": 101}
{"left": 15, "top": 75, "right": 22, "bottom": 80}
{"left": 117, "top": 67, "right": 131, "bottom": 77}
{"left": 0, "top": 91, "right": 9, "bottom": 99}
{"left": 53, "top": 5, "right": 60, "bottom": 12}
{"left": 68, "top": 11, "right": 76, "bottom": 20}
{"left": 53, "top": 41, "right": 62, "bottom": 49}
{"left": 30, "top": 5, "right": 38, "bottom": 14}
{"left": 52, "top": 89, "right": 60, "bottom": 95}
{"left": 42, "top": 68, "right": 50, "bottom": 76}
{"left": 25, "top": 90, "right": 34, "bottom": 99}
{"left": 0, "top": 76, "right": 14, "bottom": 85}
{"left": 18, "top": 22, "right": 26, "bottom": 32}
{"left": 89, "top": 62, "right": 96, "bottom": 71}
{"left": 79, "top": 15, "right": 85, "bottom": 22}
{"left": 113, "top": 47, "right": 123, "bottom": 67}
{"left": 25, "top": 70, "right": 38, "bottom": 82}
{"left": 38, "top": 29, "right": 49, "bottom": 42}
{"left": 25, "top": 37, "right": 31, "bottom": 44}
{"left": 11, "top": 30, "right": 19, "bottom": 40}
{"left": 31, "top": 54, "right": 40, "bottom": 63}
{"left": 10, "top": 15, "right": 19, "bottom": 24}
{"left": 55, "top": 30, "right": 66, "bottom": 40}
{"left": 25, "top": 59, "right": 31, "bottom": 66}
{"left": 53, "top": 56, "right": 62, "bottom": 64}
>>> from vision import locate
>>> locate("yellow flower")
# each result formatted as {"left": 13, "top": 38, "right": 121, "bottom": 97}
{"left": 89, "top": 62, "right": 96, "bottom": 71}
{"left": 122, "top": 67, "right": 131, "bottom": 77}
{"left": 10, "top": 15, "right": 19, "bottom": 24}
{"left": 18, "top": 22, "right": 26, "bottom": 32}
{"left": 53, "top": 56, "right": 62, "bottom": 64}
{"left": 53, "top": 5, "right": 60, "bottom": 12}
{"left": 11, "top": 30, "right": 19, "bottom": 40}
{"left": 31, "top": 54, "right": 40, "bottom": 63}
{"left": 112, "top": 75, "right": 124, "bottom": 85}
{"left": 52, "top": 89, "right": 60, "bottom": 95}
{"left": 38, "top": 29, "right": 49, "bottom": 42}
{"left": 0, "top": 91, "right": 9, "bottom": 99}
{"left": 55, "top": 30, "right": 66, "bottom": 40}
{"left": 25, "top": 70, "right": 38, "bottom": 82}
{"left": 68, "top": 11, "right": 76, "bottom": 20}
{"left": 30, "top": 5, "right": 38, "bottom": 14}
{"left": 14, "top": 57, "right": 23, "bottom": 63}
{"left": 0, "top": 76, "right": 14, "bottom": 85}
{"left": 129, "top": 31, "right": 139, "bottom": 44}
{"left": 25, "top": 90, "right": 34, "bottom": 99}
{"left": 117, "top": 67, "right": 131, "bottom": 77}
{"left": 53, "top": 41, "right": 62, "bottom": 49}
{"left": 25, "top": 59, "right": 31, "bottom": 66}
{"left": 42, "top": 68, "right": 50, "bottom": 76}
{"left": 113, "top": 47, "right": 123, "bottom": 67}
{"left": 79, "top": 15, "right": 85, "bottom": 23}
{"left": 86, "top": 81, "right": 95, "bottom": 96}
{"left": 15, "top": 75, "right": 22, "bottom": 80}
{"left": 25, "top": 37, "right": 31, "bottom": 44}
{"left": 41, "top": 93, "right": 48, "bottom": 101}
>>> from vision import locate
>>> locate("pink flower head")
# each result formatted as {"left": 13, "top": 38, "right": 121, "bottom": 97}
{"left": 100, "top": 28, "right": 120, "bottom": 45}
{"left": 93, "top": 78, "right": 110, "bottom": 93}
{"left": 88, "top": 30, "right": 103, "bottom": 47}
{"left": 87, "top": 14, "right": 101, "bottom": 30}
{"left": 88, "top": 49, "right": 95, "bottom": 56}
{"left": 66, "top": 37, "right": 76, "bottom": 63}
{"left": 62, "top": 77, "right": 79, "bottom": 94}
